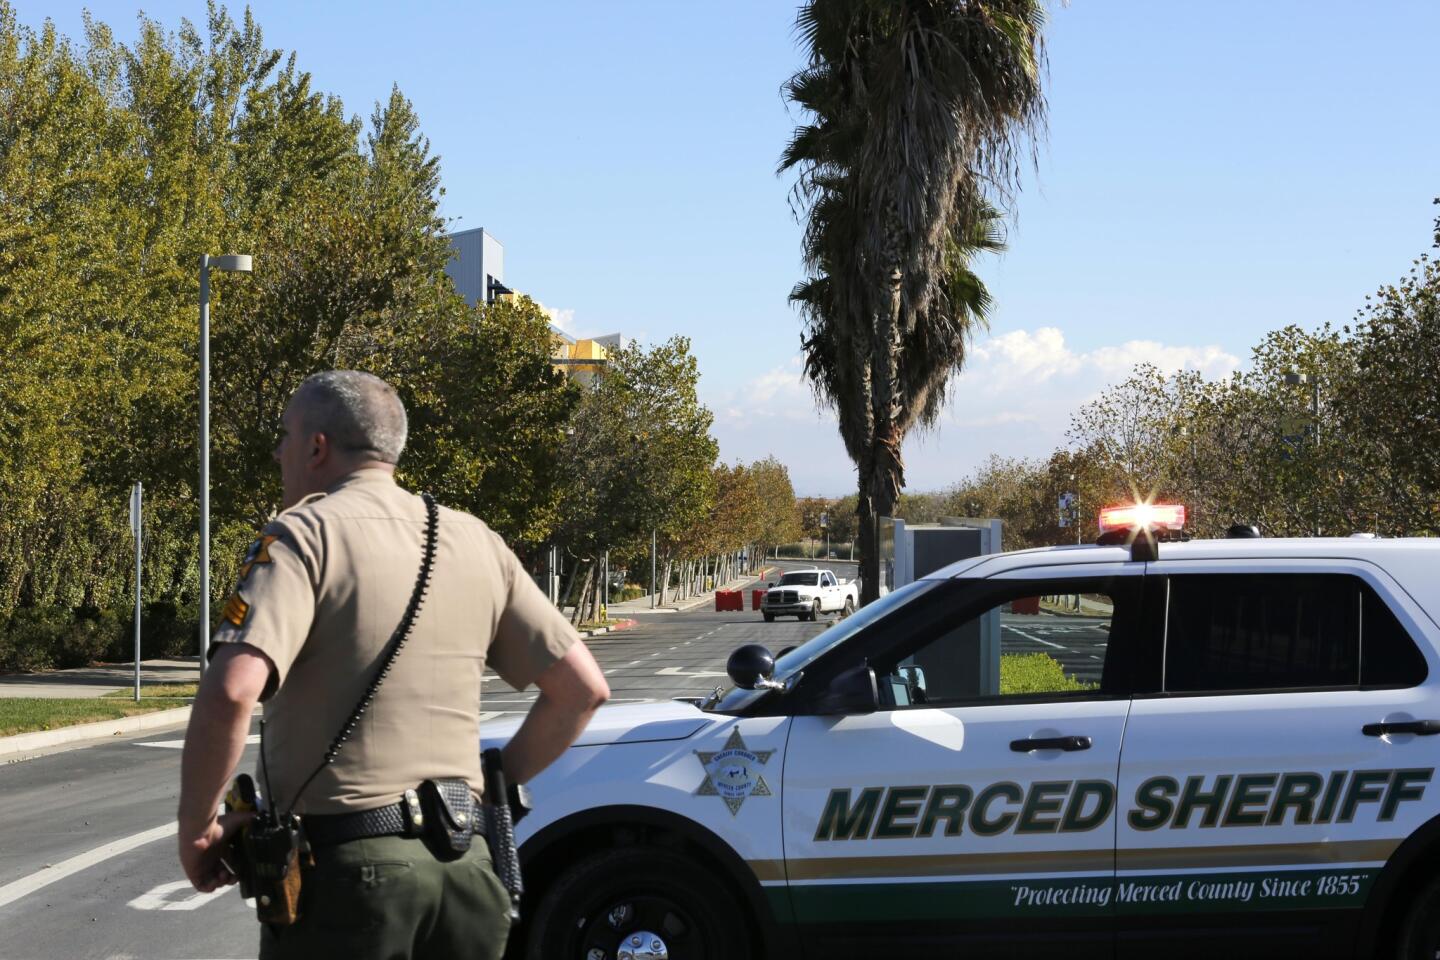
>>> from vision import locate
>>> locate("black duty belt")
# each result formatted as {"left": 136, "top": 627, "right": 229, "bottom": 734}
{"left": 304, "top": 794, "right": 493, "bottom": 847}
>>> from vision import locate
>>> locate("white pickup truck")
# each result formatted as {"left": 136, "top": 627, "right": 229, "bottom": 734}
{"left": 761, "top": 568, "right": 859, "bottom": 622}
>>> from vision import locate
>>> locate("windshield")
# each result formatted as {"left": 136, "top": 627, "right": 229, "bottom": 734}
{"left": 706, "top": 579, "right": 943, "bottom": 714}
{"left": 779, "top": 572, "right": 819, "bottom": 586}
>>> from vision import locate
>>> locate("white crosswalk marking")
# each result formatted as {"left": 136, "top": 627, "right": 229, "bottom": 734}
{"left": 135, "top": 735, "right": 260, "bottom": 750}
{"left": 654, "top": 666, "right": 729, "bottom": 679}
{"left": 128, "top": 880, "right": 234, "bottom": 911}
{"left": 0, "top": 822, "right": 177, "bottom": 909}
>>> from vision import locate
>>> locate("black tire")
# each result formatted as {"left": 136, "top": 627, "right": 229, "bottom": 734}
{"left": 841, "top": 597, "right": 854, "bottom": 618}
{"left": 1396, "top": 875, "right": 1440, "bottom": 959}
{"left": 762, "top": 612, "right": 775, "bottom": 623}
{"left": 809, "top": 600, "right": 821, "bottom": 622}
{"left": 524, "top": 846, "right": 751, "bottom": 960}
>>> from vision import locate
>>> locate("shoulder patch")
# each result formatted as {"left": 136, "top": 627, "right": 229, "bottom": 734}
{"left": 238, "top": 534, "right": 279, "bottom": 582}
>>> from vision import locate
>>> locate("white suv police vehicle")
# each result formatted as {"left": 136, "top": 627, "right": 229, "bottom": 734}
{"left": 491, "top": 507, "right": 1440, "bottom": 960}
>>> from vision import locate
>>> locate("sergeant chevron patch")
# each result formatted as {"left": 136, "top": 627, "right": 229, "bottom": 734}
{"left": 221, "top": 592, "right": 250, "bottom": 628}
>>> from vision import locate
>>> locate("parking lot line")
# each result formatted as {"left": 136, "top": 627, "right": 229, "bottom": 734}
{"left": 1004, "top": 626, "right": 1065, "bottom": 650}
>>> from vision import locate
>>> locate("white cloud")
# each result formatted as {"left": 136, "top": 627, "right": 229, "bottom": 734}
{"left": 731, "top": 355, "right": 813, "bottom": 411}
{"left": 705, "top": 327, "right": 1243, "bottom": 496}
{"left": 543, "top": 306, "right": 578, "bottom": 336}
{"left": 542, "top": 305, "right": 639, "bottom": 345}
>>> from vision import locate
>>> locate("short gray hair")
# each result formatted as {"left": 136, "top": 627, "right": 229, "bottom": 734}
{"left": 292, "top": 370, "right": 408, "bottom": 464}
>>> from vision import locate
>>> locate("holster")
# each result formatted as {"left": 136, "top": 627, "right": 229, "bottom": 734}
{"left": 418, "top": 778, "right": 476, "bottom": 854}
{"left": 482, "top": 749, "right": 526, "bottom": 920}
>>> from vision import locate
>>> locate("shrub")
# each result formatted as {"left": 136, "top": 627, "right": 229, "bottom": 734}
{"left": 999, "top": 653, "right": 1096, "bottom": 695}
{"left": 140, "top": 601, "right": 199, "bottom": 659}
{"left": 0, "top": 601, "right": 200, "bottom": 673}
{"left": 1, "top": 608, "right": 71, "bottom": 672}
{"left": 55, "top": 607, "right": 124, "bottom": 668}
{"left": 619, "top": 584, "right": 646, "bottom": 601}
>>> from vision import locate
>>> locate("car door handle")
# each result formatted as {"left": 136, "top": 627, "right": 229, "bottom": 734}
{"left": 1010, "top": 736, "right": 1092, "bottom": 753}
{"left": 1362, "top": 720, "right": 1440, "bottom": 737}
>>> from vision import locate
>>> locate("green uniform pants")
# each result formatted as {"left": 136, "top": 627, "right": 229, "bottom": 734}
{"left": 259, "top": 835, "right": 512, "bottom": 960}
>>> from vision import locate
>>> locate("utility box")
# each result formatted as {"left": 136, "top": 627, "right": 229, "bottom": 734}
{"left": 878, "top": 516, "right": 1004, "bottom": 699}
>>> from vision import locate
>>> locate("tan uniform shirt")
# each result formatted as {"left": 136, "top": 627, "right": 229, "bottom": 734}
{"left": 211, "top": 469, "right": 577, "bottom": 815}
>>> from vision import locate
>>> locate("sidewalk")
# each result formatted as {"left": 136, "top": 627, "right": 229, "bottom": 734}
{"left": 0, "top": 658, "right": 199, "bottom": 699}
{"left": 0, "top": 658, "right": 202, "bottom": 762}
{"left": 606, "top": 568, "right": 774, "bottom": 616}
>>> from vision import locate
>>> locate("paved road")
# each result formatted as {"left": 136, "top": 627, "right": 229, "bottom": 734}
{"left": 0, "top": 559, "right": 847, "bottom": 960}
{"left": 1000, "top": 611, "right": 1112, "bottom": 685}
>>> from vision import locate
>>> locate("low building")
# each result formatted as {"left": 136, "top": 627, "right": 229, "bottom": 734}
{"left": 548, "top": 327, "right": 616, "bottom": 387}
{"left": 448, "top": 226, "right": 627, "bottom": 385}
{"left": 445, "top": 227, "right": 507, "bottom": 306}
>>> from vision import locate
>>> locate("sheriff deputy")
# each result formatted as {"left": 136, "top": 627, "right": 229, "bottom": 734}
{"left": 176, "top": 370, "right": 609, "bottom": 959}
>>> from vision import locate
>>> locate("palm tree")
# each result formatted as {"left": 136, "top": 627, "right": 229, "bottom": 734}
{"left": 781, "top": 0, "right": 1046, "bottom": 603}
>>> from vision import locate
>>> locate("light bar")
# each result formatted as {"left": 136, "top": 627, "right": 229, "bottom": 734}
{"left": 1098, "top": 503, "right": 1186, "bottom": 533}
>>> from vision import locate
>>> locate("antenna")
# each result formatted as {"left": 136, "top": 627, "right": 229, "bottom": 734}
{"left": 258, "top": 719, "right": 276, "bottom": 816}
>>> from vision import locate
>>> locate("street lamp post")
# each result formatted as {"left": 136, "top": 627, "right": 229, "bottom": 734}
{"left": 199, "top": 253, "right": 253, "bottom": 674}
{"left": 1282, "top": 371, "right": 1321, "bottom": 537}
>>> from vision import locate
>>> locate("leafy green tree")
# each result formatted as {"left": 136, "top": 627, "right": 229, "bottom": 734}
{"left": 0, "top": 3, "right": 597, "bottom": 668}
{"left": 557, "top": 338, "right": 718, "bottom": 622}
{"left": 1334, "top": 243, "right": 1440, "bottom": 534}
{"left": 781, "top": 0, "right": 1047, "bottom": 603}
{"left": 401, "top": 297, "right": 579, "bottom": 546}
{"left": 747, "top": 456, "right": 802, "bottom": 561}
{"left": 824, "top": 493, "right": 859, "bottom": 545}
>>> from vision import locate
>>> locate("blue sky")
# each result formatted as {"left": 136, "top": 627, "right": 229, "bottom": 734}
{"left": 16, "top": 1, "right": 1440, "bottom": 495}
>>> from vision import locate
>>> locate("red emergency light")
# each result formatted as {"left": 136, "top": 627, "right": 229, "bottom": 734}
{"left": 1096, "top": 503, "right": 1188, "bottom": 560}
{"left": 1098, "top": 503, "right": 1186, "bottom": 534}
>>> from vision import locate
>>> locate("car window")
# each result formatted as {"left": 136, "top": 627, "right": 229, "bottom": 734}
{"left": 707, "top": 579, "right": 943, "bottom": 714}
{"left": 1162, "top": 573, "right": 1427, "bottom": 693}
{"left": 870, "top": 578, "right": 1135, "bottom": 708}
{"left": 1361, "top": 588, "right": 1429, "bottom": 686}
{"left": 781, "top": 572, "right": 819, "bottom": 587}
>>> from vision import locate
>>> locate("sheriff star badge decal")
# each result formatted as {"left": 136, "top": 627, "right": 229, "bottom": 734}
{"left": 695, "top": 729, "right": 774, "bottom": 816}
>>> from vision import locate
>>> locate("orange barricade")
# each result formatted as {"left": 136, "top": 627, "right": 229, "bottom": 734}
{"left": 715, "top": 590, "right": 743, "bottom": 612}
{"left": 752, "top": 589, "right": 768, "bottom": 610}
{"left": 1010, "top": 596, "right": 1040, "bottom": 615}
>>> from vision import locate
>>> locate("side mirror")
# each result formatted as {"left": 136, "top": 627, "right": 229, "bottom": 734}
{"left": 897, "top": 665, "right": 928, "bottom": 702}
{"left": 766, "top": 582, "right": 774, "bottom": 588}
{"left": 807, "top": 664, "right": 878, "bottom": 716}
{"left": 726, "top": 644, "right": 776, "bottom": 690}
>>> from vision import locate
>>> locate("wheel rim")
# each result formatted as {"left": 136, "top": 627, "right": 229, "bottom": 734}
{"left": 575, "top": 894, "right": 704, "bottom": 960}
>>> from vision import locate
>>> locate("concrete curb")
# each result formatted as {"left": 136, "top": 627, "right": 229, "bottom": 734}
{"left": 613, "top": 576, "right": 763, "bottom": 616}
{"left": 0, "top": 706, "right": 193, "bottom": 763}
{"left": 577, "top": 618, "right": 639, "bottom": 639}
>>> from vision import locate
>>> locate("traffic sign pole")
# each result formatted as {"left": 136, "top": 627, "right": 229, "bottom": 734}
{"left": 130, "top": 482, "right": 143, "bottom": 703}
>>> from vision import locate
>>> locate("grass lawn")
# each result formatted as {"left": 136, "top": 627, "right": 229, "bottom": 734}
{"left": 99, "top": 683, "right": 198, "bottom": 700}
{"left": 0, "top": 696, "right": 190, "bottom": 737}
